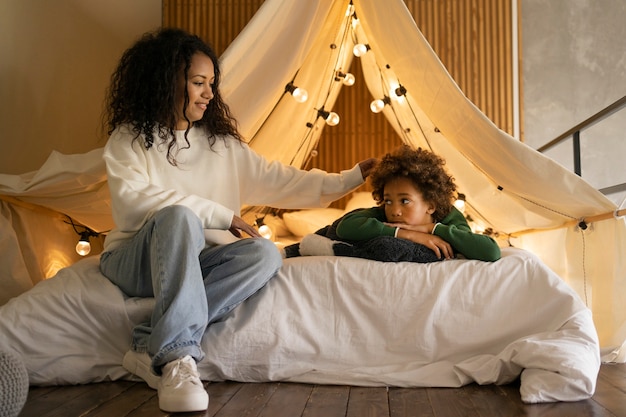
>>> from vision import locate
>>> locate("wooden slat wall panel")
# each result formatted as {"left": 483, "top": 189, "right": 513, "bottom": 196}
{"left": 163, "top": 0, "right": 516, "bottom": 208}
{"left": 162, "top": 0, "right": 263, "bottom": 55}
{"left": 406, "top": 0, "right": 514, "bottom": 135}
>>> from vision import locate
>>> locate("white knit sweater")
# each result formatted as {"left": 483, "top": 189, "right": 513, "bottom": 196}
{"left": 103, "top": 125, "right": 364, "bottom": 251}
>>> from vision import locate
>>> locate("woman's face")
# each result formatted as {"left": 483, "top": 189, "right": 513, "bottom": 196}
{"left": 175, "top": 52, "right": 215, "bottom": 130}
{"left": 383, "top": 176, "right": 435, "bottom": 226}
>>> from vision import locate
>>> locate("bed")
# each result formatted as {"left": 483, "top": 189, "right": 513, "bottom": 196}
{"left": 0, "top": 237, "right": 600, "bottom": 404}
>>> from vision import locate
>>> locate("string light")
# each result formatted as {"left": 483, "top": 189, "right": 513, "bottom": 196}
{"left": 259, "top": 225, "right": 273, "bottom": 240}
{"left": 346, "top": 1, "right": 355, "bottom": 17}
{"left": 254, "top": 216, "right": 275, "bottom": 241}
{"left": 370, "top": 96, "right": 391, "bottom": 113}
{"left": 454, "top": 193, "right": 466, "bottom": 213}
{"left": 369, "top": 85, "right": 408, "bottom": 113}
{"left": 394, "top": 85, "right": 407, "bottom": 98}
{"left": 64, "top": 217, "right": 99, "bottom": 256}
{"left": 351, "top": 14, "right": 360, "bottom": 30}
{"left": 285, "top": 82, "right": 308, "bottom": 103}
{"left": 472, "top": 220, "right": 486, "bottom": 234}
{"left": 352, "top": 43, "right": 370, "bottom": 57}
{"left": 64, "top": 216, "right": 100, "bottom": 256}
{"left": 317, "top": 108, "right": 340, "bottom": 126}
{"left": 76, "top": 232, "right": 93, "bottom": 256}
{"left": 335, "top": 71, "right": 355, "bottom": 86}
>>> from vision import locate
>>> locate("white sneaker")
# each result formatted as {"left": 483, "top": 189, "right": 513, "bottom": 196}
{"left": 122, "top": 351, "right": 160, "bottom": 390}
{"left": 158, "top": 355, "right": 209, "bottom": 413}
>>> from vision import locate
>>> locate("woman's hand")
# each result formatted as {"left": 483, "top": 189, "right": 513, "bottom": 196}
{"left": 358, "top": 158, "right": 379, "bottom": 179}
{"left": 395, "top": 228, "right": 453, "bottom": 260}
{"left": 229, "top": 215, "right": 261, "bottom": 238}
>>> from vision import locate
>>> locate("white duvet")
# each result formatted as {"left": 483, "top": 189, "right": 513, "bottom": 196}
{"left": 0, "top": 247, "right": 600, "bottom": 403}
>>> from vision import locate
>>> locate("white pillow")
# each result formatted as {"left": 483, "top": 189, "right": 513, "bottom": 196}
{"left": 282, "top": 208, "right": 344, "bottom": 237}
{"left": 344, "top": 191, "right": 377, "bottom": 213}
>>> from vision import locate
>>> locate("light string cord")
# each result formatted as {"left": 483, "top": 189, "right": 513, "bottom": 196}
{"left": 291, "top": 2, "right": 356, "bottom": 168}
{"left": 241, "top": 3, "right": 355, "bottom": 218}
{"left": 246, "top": 68, "right": 304, "bottom": 148}
{"left": 581, "top": 228, "right": 588, "bottom": 306}
{"left": 63, "top": 215, "right": 99, "bottom": 237}
{"left": 350, "top": 22, "right": 431, "bottom": 151}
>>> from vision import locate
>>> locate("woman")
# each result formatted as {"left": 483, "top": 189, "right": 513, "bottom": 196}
{"left": 100, "top": 27, "right": 376, "bottom": 413}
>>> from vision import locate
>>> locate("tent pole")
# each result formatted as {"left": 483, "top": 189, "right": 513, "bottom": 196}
{"left": 510, "top": 208, "right": 626, "bottom": 237}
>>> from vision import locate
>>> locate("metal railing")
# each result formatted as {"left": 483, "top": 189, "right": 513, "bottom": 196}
{"left": 537, "top": 95, "right": 626, "bottom": 196}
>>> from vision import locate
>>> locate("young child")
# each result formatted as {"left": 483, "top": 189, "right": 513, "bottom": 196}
{"left": 287, "top": 145, "right": 500, "bottom": 262}
{"left": 99, "top": 28, "right": 376, "bottom": 413}
{"left": 334, "top": 145, "right": 501, "bottom": 262}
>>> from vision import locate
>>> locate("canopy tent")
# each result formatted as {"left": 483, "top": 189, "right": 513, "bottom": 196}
{"left": 0, "top": 0, "right": 624, "bottom": 361}
{"left": 219, "top": 0, "right": 626, "bottom": 360}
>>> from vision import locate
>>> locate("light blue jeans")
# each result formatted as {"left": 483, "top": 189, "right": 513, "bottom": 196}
{"left": 100, "top": 205, "right": 282, "bottom": 374}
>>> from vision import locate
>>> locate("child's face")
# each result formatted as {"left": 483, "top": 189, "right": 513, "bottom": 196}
{"left": 383, "top": 177, "right": 435, "bottom": 225}
{"left": 175, "top": 52, "right": 215, "bottom": 130}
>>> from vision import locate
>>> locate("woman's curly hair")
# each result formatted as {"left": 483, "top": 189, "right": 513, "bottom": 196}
{"left": 102, "top": 28, "right": 242, "bottom": 165}
{"left": 370, "top": 145, "right": 457, "bottom": 222}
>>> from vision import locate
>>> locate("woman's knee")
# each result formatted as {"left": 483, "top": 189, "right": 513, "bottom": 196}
{"left": 153, "top": 205, "right": 204, "bottom": 246}
{"left": 154, "top": 205, "right": 202, "bottom": 229}
{"left": 247, "top": 238, "right": 283, "bottom": 272}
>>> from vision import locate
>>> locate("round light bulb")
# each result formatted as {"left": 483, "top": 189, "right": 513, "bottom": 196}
{"left": 470, "top": 220, "right": 486, "bottom": 234}
{"left": 370, "top": 99, "right": 385, "bottom": 113}
{"left": 292, "top": 87, "right": 308, "bottom": 103}
{"left": 346, "top": 3, "right": 355, "bottom": 17}
{"left": 353, "top": 43, "right": 368, "bottom": 57}
{"left": 325, "top": 112, "right": 340, "bottom": 126}
{"left": 76, "top": 240, "right": 91, "bottom": 256}
{"left": 258, "top": 224, "right": 273, "bottom": 240}
{"left": 342, "top": 73, "right": 355, "bottom": 86}
{"left": 453, "top": 199, "right": 466, "bottom": 212}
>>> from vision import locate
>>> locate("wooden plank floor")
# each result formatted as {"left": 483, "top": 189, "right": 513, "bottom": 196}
{"left": 18, "top": 363, "right": 626, "bottom": 417}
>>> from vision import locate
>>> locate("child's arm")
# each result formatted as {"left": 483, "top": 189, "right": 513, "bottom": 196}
{"left": 335, "top": 207, "right": 396, "bottom": 240}
{"left": 338, "top": 207, "right": 454, "bottom": 259}
{"left": 394, "top": 228, "right": 454, "bottom": 259}
{"left": 432, "top": 208, "right": 501, "bottom": 261}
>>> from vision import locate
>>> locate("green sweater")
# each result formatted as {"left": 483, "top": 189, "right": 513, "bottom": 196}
{"left": 335, "top": 206, "right": 501, "bottom": 262}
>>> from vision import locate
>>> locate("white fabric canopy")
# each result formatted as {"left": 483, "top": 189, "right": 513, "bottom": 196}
{"left": 0, "top": 0, "right": 624, "bottom": 360}
{"left": 219, "top": 0, "right": 626, "bottom": 359}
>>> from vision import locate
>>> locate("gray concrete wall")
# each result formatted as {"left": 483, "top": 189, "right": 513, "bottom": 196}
{"left": 521, "top": 0, "right": 626, "bottom": 205}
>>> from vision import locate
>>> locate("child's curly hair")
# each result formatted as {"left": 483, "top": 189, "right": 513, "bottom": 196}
{"left": 370, "top": 145, "right": 457, "bottom": 222}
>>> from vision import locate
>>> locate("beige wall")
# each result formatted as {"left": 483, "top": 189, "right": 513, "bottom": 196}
{"left": 0, "top": 0, "right": 161, "bottom": 174}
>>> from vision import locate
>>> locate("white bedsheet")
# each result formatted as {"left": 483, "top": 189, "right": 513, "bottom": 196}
{"left": 0, "top": 247, "right": 600, "bottom": 403}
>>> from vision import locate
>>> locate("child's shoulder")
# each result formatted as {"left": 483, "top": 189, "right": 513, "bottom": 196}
{"left": 441, "top": 206, "right": 467, "bottom": 223}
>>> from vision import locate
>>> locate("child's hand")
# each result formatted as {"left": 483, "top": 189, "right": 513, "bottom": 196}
{"left": 395, "top": 228, "right": 453, "bottom": 259}
{"left": 385, "top": 222, "right": 434, "bottom": 234}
